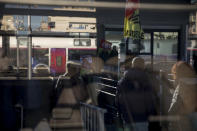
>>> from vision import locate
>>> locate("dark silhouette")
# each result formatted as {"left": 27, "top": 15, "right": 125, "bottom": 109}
{"left": 116, "top": 68, "right": 157, "bottom": 131}
{"left": 109, "top": 46, "right": 118, "bottom": 58}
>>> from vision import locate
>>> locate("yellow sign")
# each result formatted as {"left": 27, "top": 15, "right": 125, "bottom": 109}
{"left": 124, "top": 0, "right": 144, "bottom": 40}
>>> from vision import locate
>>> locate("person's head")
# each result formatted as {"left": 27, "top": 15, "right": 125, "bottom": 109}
{"left": 132, "top": 57, "right": 145, "bottom": 69}
{"left": 171, "top": 61, "right": 196, "bottom": 81}
{"left": 112, "top": 46, "right": 117, "bottom": 51}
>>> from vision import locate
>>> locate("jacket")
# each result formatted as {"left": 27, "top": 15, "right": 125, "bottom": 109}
{"left": 168, "top": 78, "right": 197, "bottom": 131}
{"left": 116, "top": 69, "right": 157, "bottom": 123}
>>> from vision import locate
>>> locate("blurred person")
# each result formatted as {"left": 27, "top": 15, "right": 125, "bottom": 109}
{"left": 146, "top": 67, "right": 173, "bottom": 131}
{"left": 132, "top": 56, "right": 145, "bottom": 70}
{"left": 120, "top": 56, "right": 144, "bottom": 76}
{"left": 116, "top": 68, "right": 157, "bottom": 131}
{"left": 109, "top": 46, "right": 118, "bottom": 58}
{"left": 117, "top": 56, "right": 166, "bottom": 131}
{"left": 90, "top": 56, "right": 104, "bottom": 74}
{"left": 55, "top": 62, "right": 88, "bottom": 105}
{"left": 168, "top": 61, "right": 197, "bottom": 131}
{"left": 99, "top": 48, "right": 110, "bottom": 63}
{"left": 34, "top": 119, "right": 51, "bottom": 131}
{"left": 80, "top": 56, "right": 92, "bottom": 76}
{"left": 119, "top": 56, "right": 135, "bottom": 74}
{"left": 50, "top": 62, "right": 90, "bottom": 130}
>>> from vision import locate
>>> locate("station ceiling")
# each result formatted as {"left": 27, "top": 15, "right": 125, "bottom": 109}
{"left": 0, "top": 0, "right": 195, "bottom": 27}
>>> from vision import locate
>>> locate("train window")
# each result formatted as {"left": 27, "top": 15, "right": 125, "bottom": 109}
{"left": 32, "top": 48, "right": 49, "bottom": 66}
{"left": 81, "top": 41, "right": 86, "bottom": 46}
{"left": 74, "top": 39, "right": 91, "bottom": 46}
{"left": 80, "top": 32, "right": 89, "bottom": 36}
{"left": 56, "top": 56, "right": 62, "bottom": 67}
{"left": 85, "top": 39, "right": 91, "bottom": 46}
{"left": 74, "top": 39, "right": 80, "bottom": 46}
{"left": 69, "top": 32, "right": 80, "bottom": 36}
{"left": 81, "top": 40, "right": 91, "bottom": 46}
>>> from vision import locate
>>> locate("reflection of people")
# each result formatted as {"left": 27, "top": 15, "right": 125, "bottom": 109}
{"left": 132, "top": 56, "right": 145, "bottom": 69}
{"left": 109, "top": 46, "right": 118, "bottom": 58}
{"left": 82, "top": 57, "right": 91, "bottom": 69}
{"left": 116, "top": 68, "right": 156, "bottom": 131}
{"left": 52, "top": 62, "right": 89, "bottom": 130}
{"left": 80, "top": 57, "right": 92, "bottom": 75}
{"left": 99, "top": 48, "right": 110, "bottom": 62}
{"left": 168, "top": 61, "right": 197, "bottom": 131}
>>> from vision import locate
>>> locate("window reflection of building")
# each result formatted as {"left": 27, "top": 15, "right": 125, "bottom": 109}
{"left": 1, "top": 15, "right": 16, "bottom": 31}
{"left": 153, "top": 32, "right": 178, "bottom": 72}
{"left": 48, "top": 16, "right": 96, "bottom": 33}
{"left": 140, "top": 33, "right": 151, "bottom": 53}
{"left": 105, "top": 31, "right": 123, "bottom": 50}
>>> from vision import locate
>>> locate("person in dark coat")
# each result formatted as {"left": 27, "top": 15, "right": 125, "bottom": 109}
{"left": 109, "top": 46, "right": 118, "bottom": 58}
{"left": 116, "top": 68, "right": 157, "bottom": 131}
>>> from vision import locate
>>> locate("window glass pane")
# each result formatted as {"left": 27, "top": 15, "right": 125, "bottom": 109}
{"left": 140, "top": 33, "right": 151, "bottom": 53}
{"left": 74, "top": 39, "right": 80, "bottom": 46}
{"left": 68, "top": 49, "right": 96, "bottom": 61}
{"left": 80, "top": 32, "right": 89, "bottom": 36}
{"left": 32, "top": 48, "right": 49, "bottom": 67}
{"left": 81, "top": 41, "right": 87, "bottom": 46}
{"left": 105, "top": 31, "right": 123, "bottom": 50}
{"left": 153, "top": 32, "right": 178, "bottom": 72}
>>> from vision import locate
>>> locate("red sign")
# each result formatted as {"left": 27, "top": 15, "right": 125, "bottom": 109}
{"left": 125, "top": 0, "right": 139, "bottom": 19}
{"left": 50, "top": 48, "right": 66, "bottom": 74}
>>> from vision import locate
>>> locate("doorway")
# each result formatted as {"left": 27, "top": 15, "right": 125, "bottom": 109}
{"left": 50, "top": 48, "right": 66, "bottom": 74}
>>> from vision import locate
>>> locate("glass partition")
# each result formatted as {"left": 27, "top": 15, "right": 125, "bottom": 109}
{"left": 153, "top": 32, "right": 178, "bottom": 72}
{"left": 0, "top": 1, "right": 196, "bottom": 131}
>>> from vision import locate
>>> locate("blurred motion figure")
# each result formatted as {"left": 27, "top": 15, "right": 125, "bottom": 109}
{"left": 168, "top": 61, "right": 197, "bottom": 131}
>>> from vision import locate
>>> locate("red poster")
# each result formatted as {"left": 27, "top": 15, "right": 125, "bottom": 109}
{"left": 125, "top": 0, "right": 139, "bottom": 19}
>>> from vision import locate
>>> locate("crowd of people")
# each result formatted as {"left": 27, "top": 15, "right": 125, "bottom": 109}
{"left": 52, "top": 50, "right": 197, "bottom": 131}
{"left": 115, "top": 57, "right": 197, "bottom": 131}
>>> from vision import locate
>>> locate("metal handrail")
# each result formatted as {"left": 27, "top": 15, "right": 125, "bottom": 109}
{"left": 97, "top": 83, "right": 117, "bottom": 89}
{"left": 96, "top": 76, "right": 117, "bottom": 82}
{"left": 80, "top": 102, "right": 107, "bottom": 131}
{"left": 96, "top": 89, "right": 116, "bottom": 97}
